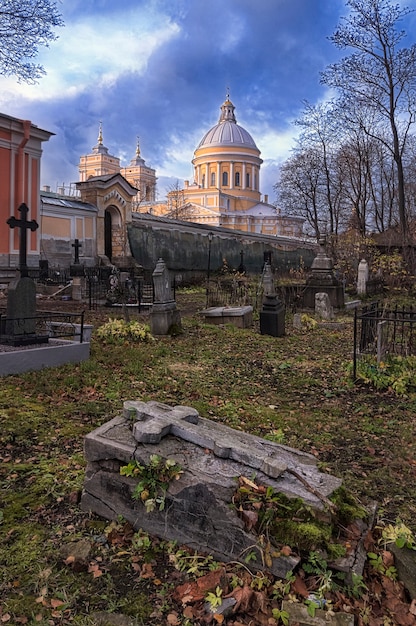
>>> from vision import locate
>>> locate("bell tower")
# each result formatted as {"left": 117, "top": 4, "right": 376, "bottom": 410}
{"left": 78, "top": 122, "right": 120, "bottom": 181}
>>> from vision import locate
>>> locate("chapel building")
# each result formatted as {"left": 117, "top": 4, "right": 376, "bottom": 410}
{"left": 78, "top": 124, "right": 157, "bottom": 210}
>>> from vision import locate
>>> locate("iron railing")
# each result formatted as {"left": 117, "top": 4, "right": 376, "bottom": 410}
{"left": 353, "top": 303, "right": 416, "bottom": 378}
{"left": 0, "top": 310, "right": 86, "bottom": 346}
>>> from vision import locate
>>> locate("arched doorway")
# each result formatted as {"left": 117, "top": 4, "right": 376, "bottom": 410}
{"left": 104, "top": 210, "right": 112, "bottom": 260}
{"left": 104, "top": 205, "right": 124, "bottom": 262}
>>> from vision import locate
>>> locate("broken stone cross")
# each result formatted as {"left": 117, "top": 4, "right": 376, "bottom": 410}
{"left": 125, "top": 400, "right": 288, "bottom": 479}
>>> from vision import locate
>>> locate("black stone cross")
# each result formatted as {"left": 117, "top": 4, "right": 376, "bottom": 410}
{"left": 7, "top": 203, "right": 39, "bottom": 278}
{"left": 72, "top": 238, "right": 82, "bottom": 264}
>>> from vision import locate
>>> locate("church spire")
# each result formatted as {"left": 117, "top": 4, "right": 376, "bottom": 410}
{"left": 97, "top": 121, "right": 103, "bottom": 146}
{"left": 92, "top": 120, "right": 108, "bottom": 154}
{"left": 219, "top": 91, "right": 237, "bottom": 124}
{"left": 136, "top": 136, "right": 141, "bottom": 158}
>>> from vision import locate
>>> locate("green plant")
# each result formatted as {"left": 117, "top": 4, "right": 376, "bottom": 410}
{"left": 120, "top": 454, "right": 182, "bottom": 512}
{"left": 96, "top": 318, "right": 154, "bottom": 344}
{"left": 272, "top": 606, "right": 290, "bottom": 625}
{"left": 380, "top": 520, "right": 416, "bottom": 550}
{"left": 303, "top": 552, "right": 337, "bottom": 597}
{"left": 367, "top": 552, "right": 397, "bottom": 579}
{"left": 205, "top": 586, "right": 223, "bottom": 610}
{"left": 271, "top": 571, "right": 295, "bottom": 600}
{"left": 300, "top": 313, "right": 318, "bottom": 330}
{"left": 168, "top": 549, "right": 220, "bottom": 576}
{"left": 350, "top": 355, "right": 416, "bottom": 395}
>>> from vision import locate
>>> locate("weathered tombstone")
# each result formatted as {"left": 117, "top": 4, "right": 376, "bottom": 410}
{"left": 81, "top": 400, "right": 346, "bottom": 578}
{"left": 70, "top": 239, "right": 85, "bottom": 301}
{"left": 260, "top": 262, "right": 285, "bottom": 337}
{"left": 315, "top": 292, "right": 334, "bottom": 320}
{"left": 149, "top": 258, "right": 181, "bottom": 335}
{"left": 303, "top": 237, "right": 344, "bottom": 309}
{"left": 3, "top": 204, "right": 48, "bottom": 345}
{"left": 357, "top": 259, "right": 369, "bottom": 296}
{"left": 262, "top": 261, "right": 275, "bottom": 297}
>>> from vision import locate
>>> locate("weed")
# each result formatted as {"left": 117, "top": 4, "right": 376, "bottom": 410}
{"left": 120, "top": 454, "right": 182, "bottom": 512}
{"left": 367, "top": 552, "right": 397, "bottom": 579}
{"left": 205, "top": 585, "right": 223, "bottom": 610}
{"left": 95, "top": 318, "right": 154, "bottom": 344}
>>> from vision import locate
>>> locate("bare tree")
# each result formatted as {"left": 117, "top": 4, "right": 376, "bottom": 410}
{"left": 276, "top": 149, "right": 325, "bottom": 239}
{"left": 321, "top": 0, "right": 416, "bottom": 247}
{"left": 0, "top": 0, "right": 63, "bottom": 83}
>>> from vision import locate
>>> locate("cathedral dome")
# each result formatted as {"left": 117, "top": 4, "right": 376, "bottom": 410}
{"left": 197, "top": 97, "right": 258, "bottom": 150}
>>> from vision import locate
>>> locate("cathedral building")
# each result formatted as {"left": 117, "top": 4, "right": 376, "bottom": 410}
{"left": 157, "top": 95, "right": 303, "bottom": 237}
{"left": 0, "top": 96, "right": 304, "bottom": 276}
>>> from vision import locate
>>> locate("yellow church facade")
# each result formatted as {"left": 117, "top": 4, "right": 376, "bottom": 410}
{"left": 161, "top": 96, "right": 303, "bottom": 237}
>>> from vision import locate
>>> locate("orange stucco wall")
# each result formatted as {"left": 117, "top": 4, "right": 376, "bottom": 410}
{"left": 0, "top": 146, "right": 11, "bottom": 253}
{"left": 42, "top": 216, "right": 71, "bottom": 238}
{"left": 84, "top": 217, "right": 93, "bottom": 238}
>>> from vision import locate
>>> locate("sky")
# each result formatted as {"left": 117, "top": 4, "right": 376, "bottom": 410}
{"left": 1, "top": 0, "right": 415, "bottom": 204}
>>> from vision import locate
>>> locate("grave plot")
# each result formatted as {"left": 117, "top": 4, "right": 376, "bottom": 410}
{"left": 81, "top": 401, "right": 373, "bottom": 581}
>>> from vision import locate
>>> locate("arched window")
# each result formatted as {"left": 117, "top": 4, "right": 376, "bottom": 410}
{"left": 246, "top": 172, "right": 250, "bottom": 188}
{"left": 222, "top": 171, "right": 228, "bottom": 186}
{"left": 235, "top": 171, "right": 240, "bottom": 186}
{"left": 202, "top": 174, "right": 205, "bottom": 188}
{"left": 211, "top": 172, "right": 216, "bottom": 187}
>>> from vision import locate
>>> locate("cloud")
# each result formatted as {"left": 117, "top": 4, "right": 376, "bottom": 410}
{"left": 0, "top": 0, "right": 353, "bottom": 203}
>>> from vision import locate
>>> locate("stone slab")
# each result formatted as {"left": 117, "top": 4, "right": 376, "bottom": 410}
{"left": 81, "top": 402, "right": 343, "bottom": 578}
{"left": 282, "top": 601, "right": 354, "bottom": 626}
{"left": 389, "top": 543, "right": 416, "bottom": 599}
{"left": 201, "top": 306, "right": 253, "bottom": 328}
{"left": 46, "top": 321, "right": 93, "bottom": 342}
{"left": 0, "top": 339, "right": 90, "bottom": 376}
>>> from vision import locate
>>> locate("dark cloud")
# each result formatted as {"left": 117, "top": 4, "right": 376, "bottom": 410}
{"left": 0, "top": 0, "right": 350, "bottom": 197}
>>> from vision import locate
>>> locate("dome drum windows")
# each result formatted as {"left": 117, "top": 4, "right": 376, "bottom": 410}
{"left": 235, "top": 171, "right": 241, "bottom": 187}
{"left": 222, "top": 171, "right": 228, "bottom": 187}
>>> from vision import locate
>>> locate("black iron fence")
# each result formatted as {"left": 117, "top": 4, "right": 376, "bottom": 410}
{"left": 0, "top": 310, "right": 86, "bottom": 346}
{"left": 353, "top": 302, "right": 416, "bottom": 377}
{"left": 206, "top": 276, "right": 263, "bottom": 311}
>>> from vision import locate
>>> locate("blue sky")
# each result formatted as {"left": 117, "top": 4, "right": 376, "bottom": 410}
{"left": 0, "top": 0, "right": 415, "bottom": 202}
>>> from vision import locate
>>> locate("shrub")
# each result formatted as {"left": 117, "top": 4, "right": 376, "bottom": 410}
{"left": 95, "top": 318, "right": 154, "bottom": 344}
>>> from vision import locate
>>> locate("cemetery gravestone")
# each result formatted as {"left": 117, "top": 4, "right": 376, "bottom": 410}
{"left": 259, "top": 262, "right": 285, "bottom": 337}
{"left": 357, "top": 259, "right": 369, "bottom": 296}
{"left": 149, "top": 258, "right": 181, "bottom": 335}
{"left": 70, "top": 239, "right": 85, "bottom": 301}
{"left": 303, "top": 237, "right": 344, "bottom": 309}
{"left": 3, "top": 204, "right": 48, "bottom": 345}
{"left": 315, "top": 292, "right": 334, "bottom": 320}
{"left": 80, "top": 400, "right": 373, "bottom": 580}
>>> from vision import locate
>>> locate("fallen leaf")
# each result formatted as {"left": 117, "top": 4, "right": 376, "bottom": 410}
{"left": 213, "top": 613, "right": 224, "bottom": 624}
{"left": 0, "top": 614, "right": 11, "bottom": 623}
{"left": 50, "top": 599, "right": 65, "bottom": 609}
{"left": 140, "top": 562, "right": 155, "bottom": 578}
{"left": 239, "top": 475, "right": 259, "bottom": 491}
{"left": 183, "top": 606, "right": 195, "bottom": 619}
{"left": 292, "top": 574, "right": 309, "bottom": 598}
{"left": 64, "top": 555, "right": 75, "bottom": 565}
{"left": 166, "top": 613, "right": 180, "bottom": 625}
{"left": 231, "top": 585, "right": 254, "bottom": 613}
{"left": 173, "top": 568, "right": 226, "bottom": 603}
